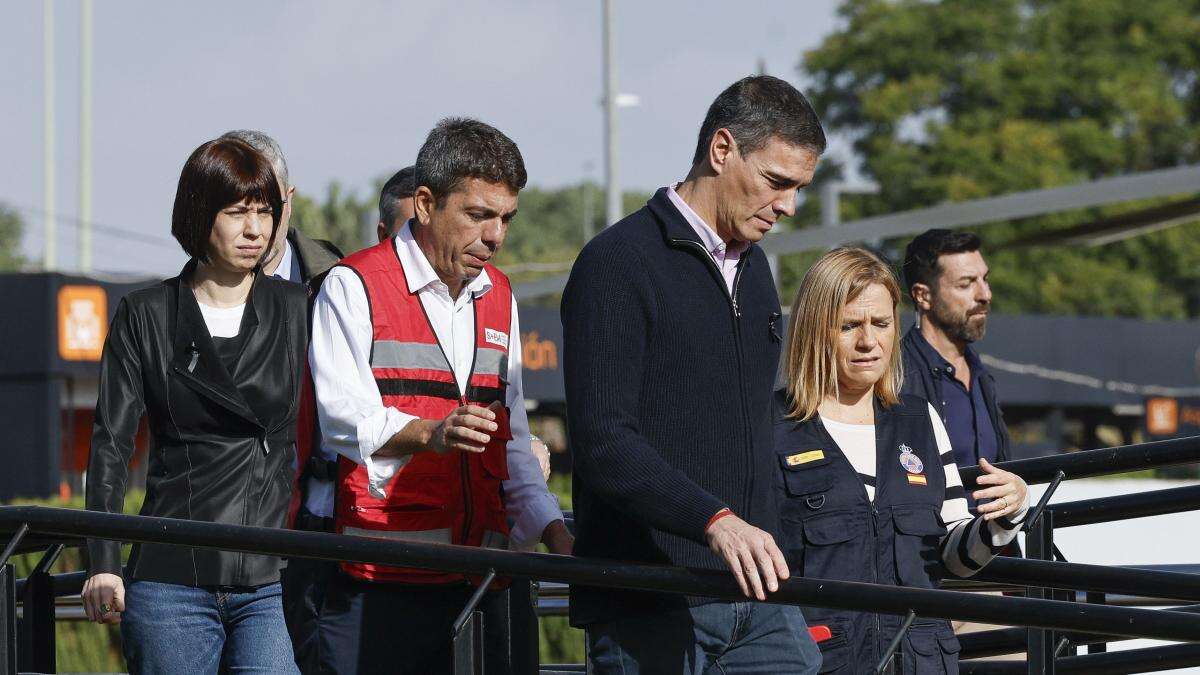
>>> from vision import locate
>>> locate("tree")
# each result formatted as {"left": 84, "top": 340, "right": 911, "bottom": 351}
{"left": 799, "top": 0, "right": 1200, "bottom": 317}
{"left": 0, "top": 203, "right": 26, "bottom": 271}
{"left": 290, "top": 181, "right": 374, "bottom": 257}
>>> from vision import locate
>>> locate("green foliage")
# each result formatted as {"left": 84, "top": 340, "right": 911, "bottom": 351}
{"left": 799, "top": 0, "right": 1200, "bottom": 317}
{"left": 0, "top": 203, "right": 26, "bottom": 271}
{"left": 290, "top": 181, "right": 375, "bottom": 257}
{"left": 493, "top": 183, "right": 603, "bottom": 284}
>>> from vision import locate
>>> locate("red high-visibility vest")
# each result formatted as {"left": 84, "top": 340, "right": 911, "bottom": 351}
{"left": 334, "top": 238, "right": 513, "bottom": 583}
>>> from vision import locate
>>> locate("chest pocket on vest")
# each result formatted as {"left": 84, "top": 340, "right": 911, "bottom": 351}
{"left": 778, "top": 451, "right": 834, "bottom": 499}
{"left": 891, "top": 506, "right": 946, "bottom": 588}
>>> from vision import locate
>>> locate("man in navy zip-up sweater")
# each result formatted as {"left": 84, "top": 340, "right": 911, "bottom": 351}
{"left": 563, "top": 76, "right": 827, "bottom": 674}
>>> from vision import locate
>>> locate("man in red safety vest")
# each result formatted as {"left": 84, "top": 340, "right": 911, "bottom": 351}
{"left": 308, "top": 117, "right": 572, "bottom": 675}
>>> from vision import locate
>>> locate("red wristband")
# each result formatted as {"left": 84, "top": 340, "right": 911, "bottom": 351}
{"left": 706, "top": 508, "right": 734, "bottom": 531}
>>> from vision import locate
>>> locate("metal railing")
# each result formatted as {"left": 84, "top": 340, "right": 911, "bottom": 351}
{"left": 2, "top": 434, "right": 1199, "bottom": 674}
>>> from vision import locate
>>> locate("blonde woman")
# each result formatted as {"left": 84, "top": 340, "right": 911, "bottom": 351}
{"left": 774, "top": 247, "right": 1028, "bottom": 674}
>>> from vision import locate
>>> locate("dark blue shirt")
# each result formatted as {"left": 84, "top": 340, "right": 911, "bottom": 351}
{"left": 909, "top": 330, "right": 999, "bottom": 505}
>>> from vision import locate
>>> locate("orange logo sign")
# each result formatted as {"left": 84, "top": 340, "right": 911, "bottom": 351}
{"left": 58, "top": 285, "right": 108, "bottom": 361}
{"left": 522, "top": 330, "right": 558, "bottom": 371}
{"left": 1145, "top": 397, "right": 1179, "bottom": 436}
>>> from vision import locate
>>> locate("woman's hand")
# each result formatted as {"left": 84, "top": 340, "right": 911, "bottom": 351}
{"left": 972, "top": 457, "right": 1029, "bottom": 522}
{"left": 82, "top": 573, "right": 125, "bottom": 624}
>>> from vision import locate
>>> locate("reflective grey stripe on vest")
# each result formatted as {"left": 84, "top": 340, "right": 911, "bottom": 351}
{"left": 341, "top": 526, "right": 452, "bottom": 544}
{"left": 475, "top": 347, "right": 508, "bottom": 377}
{"left": 480, "top": 530, "right": 510, "bottom": 550}
{"left": 370, "top": 341, "right": 451, "bottom": 372}
{"left": 371, "top": 341, "right": 507, "bottom": 378}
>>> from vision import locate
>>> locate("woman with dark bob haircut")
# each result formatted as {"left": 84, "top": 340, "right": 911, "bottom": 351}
{"left": 82, "top": 137, "right": 306, "bottom": 673}
{"left": 774, "top": 248, "right": 1028, "bottom": 674}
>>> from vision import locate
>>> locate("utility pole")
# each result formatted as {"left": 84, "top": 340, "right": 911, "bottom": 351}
{"left": 601, "top": 0, "right": 619, "bottom": 227}
{"left": 43, "top": 0, "right": 56, "bottom": 271}
{"left": 581, "top": 160, "right": 595, "bottom": 242}
{"left": 79, "top": 0, "right": 93, "bottom": 272}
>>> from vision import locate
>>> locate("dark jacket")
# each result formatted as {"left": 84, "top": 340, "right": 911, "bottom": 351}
{"left": 284, "top": 228, "right": 342, "bottom": 511}
{"left": 287, "top": 228, "right": 342, "bottom": 289}
{"left": 900, "top": 326, "right": 1011, "bottom": 463}
{"left": 86, "top": 261, "right": 308, "bottom": 587}
{"left": 775, "top": 392, "right": 961, "bottom": 673}
{"left": 562, "top": 188, "right": 783, "bottom": 626}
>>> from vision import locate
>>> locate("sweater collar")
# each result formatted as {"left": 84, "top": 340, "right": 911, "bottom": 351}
{"left": 649, "top": 186, "right": 758, "bottom": 259}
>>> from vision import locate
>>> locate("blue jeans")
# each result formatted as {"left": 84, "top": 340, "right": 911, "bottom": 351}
{"left": 122, "top": 580, "right": 299, "bottom": 675}
{"left": 586, "top": 601, "right": 821, "bottom": 674}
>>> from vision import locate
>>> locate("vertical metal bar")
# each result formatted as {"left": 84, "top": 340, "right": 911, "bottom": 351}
{"left": 18, "top": 564, "right": 55, "bottom": 673}
{"left": 1027, "top": 510, "right": 1055, "bottom": 675}
{"left": 508, "top": 579, "right": 540, "bottom": 675}
{"left": 1085, "top": 592, "right": 1107, "bottom": 654}
{"left": 78, "top": 0, "right": 93, "bottom": 271}
{"left": 601, "top": 0, "right": 620, "bottom": 228}
{"left": 43, "top": 0, "right": 57, "bottom": 271}
{"left": 452, "top": 611, "right": 483, "bottom": 675}
{"left": 875, "top": 610, "right": 916, "bottom": 675}
{"left": 452, "top": 570, "right": 497, "bottom": 675}
{"left": 0, "top": 565, "right": 15, "bottom": 675}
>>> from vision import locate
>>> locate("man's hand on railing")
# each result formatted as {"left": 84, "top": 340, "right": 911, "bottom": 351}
{"left": 541, "top": 519, "right": 574, "bottom": 555}
{"left": 81, "top": 573, "right": 125, "bottom": 624}
{"left": 704, "top": 510, "right": 789, "bottom": 601}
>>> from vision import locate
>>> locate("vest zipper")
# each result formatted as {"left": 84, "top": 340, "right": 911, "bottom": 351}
{"left": 818, "top": 416, "right": 884, "bottom": 667}
{"left": 675, "top": 239, "right": 754, "bottom": 508}
{"left": 459, "top": 431, "right": 473, "bottom": 545}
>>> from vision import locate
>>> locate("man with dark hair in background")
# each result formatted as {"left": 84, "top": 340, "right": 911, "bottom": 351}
{"left": 901, "top": 229, "right": 1012, "bottom": 506}
{"left": 309, "top": 118, "right": 571, "bottom": 674}
{"left": 562, "top": 75, "right": 824, "bottom": 673}
{"left": 376, "top": 165, "right": 416, "bottom": 242}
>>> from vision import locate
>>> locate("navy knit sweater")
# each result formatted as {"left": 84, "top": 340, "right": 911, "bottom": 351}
{"left": 562, "top": 188, "right": 783, "bottom": 626}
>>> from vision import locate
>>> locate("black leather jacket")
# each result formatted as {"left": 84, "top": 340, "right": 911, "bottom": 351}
{"left": 86, "top": 261, "right": 307, "bottom": 587}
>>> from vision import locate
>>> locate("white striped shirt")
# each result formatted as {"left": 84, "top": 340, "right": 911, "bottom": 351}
{"left": 821, "top": 403, "right": 1028, "bottom": 577}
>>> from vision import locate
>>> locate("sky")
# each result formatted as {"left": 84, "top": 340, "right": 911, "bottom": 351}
{"left": 0, "top": 0, "right": 845, "bottom": 277}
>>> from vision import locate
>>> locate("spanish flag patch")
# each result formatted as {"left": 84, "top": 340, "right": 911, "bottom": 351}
{"left": 786, "top": 450, "right": 825, "bottom": 466}
{"left": 907, "top": 474, "right": 928, "bottom": 486}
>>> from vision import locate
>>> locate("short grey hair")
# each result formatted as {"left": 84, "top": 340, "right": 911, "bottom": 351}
{"left": 220, "top": 129, "right": 289, "bottom": 189}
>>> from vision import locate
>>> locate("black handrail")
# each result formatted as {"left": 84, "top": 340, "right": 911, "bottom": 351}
{"left": 1051, "top": 483, "right": 1200, "bottom": 527}
{"left": 973, "top": 556, "right": 1200, "bottom": 601}
{"left": 958, "top": 434, "right": 1200, "bottom": 487}
{"left": 2, "top": 506, "right": 1200, "bottom": 644}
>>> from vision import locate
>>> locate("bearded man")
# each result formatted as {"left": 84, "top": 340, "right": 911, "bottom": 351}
{"left": 901, "top": 229, "right": 1011, "bottom": 507}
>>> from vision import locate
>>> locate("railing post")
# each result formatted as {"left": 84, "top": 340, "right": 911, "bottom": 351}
{"left": 0, "top": 565, "right": 15, "bottom": 675}
{"left": 1027, "top": 509, "right": 1056, "bottom": 675}
{"left": 509, "top": 578, "right": 540, "bottom": 674}
{"left": 453, "top": 611, "right": 483, "bottom": 675}
{"left": 1085, "top": 592, "right": 1106, "bottom": 654}
{"left": 18, "top": 545, "right": 62, "bottom": 674}
{"left": 452, "top": 569, "right": 497, "bottom": 675}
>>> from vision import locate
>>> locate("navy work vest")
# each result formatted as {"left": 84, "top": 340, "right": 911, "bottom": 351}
{"left": 774, "top": 391, "right": 962, "bottom": 674}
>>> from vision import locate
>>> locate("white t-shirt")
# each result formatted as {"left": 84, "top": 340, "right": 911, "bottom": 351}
{"left": 197, "top": 302, "right": 245, "bottom": 338}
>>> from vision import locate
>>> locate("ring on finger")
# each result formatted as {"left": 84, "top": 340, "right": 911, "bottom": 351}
{"left": 99, "top": 602, "right": 111, "bottom": 615}
{"left": 999, "top": 496, "right": 1009, "bottom": 510}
